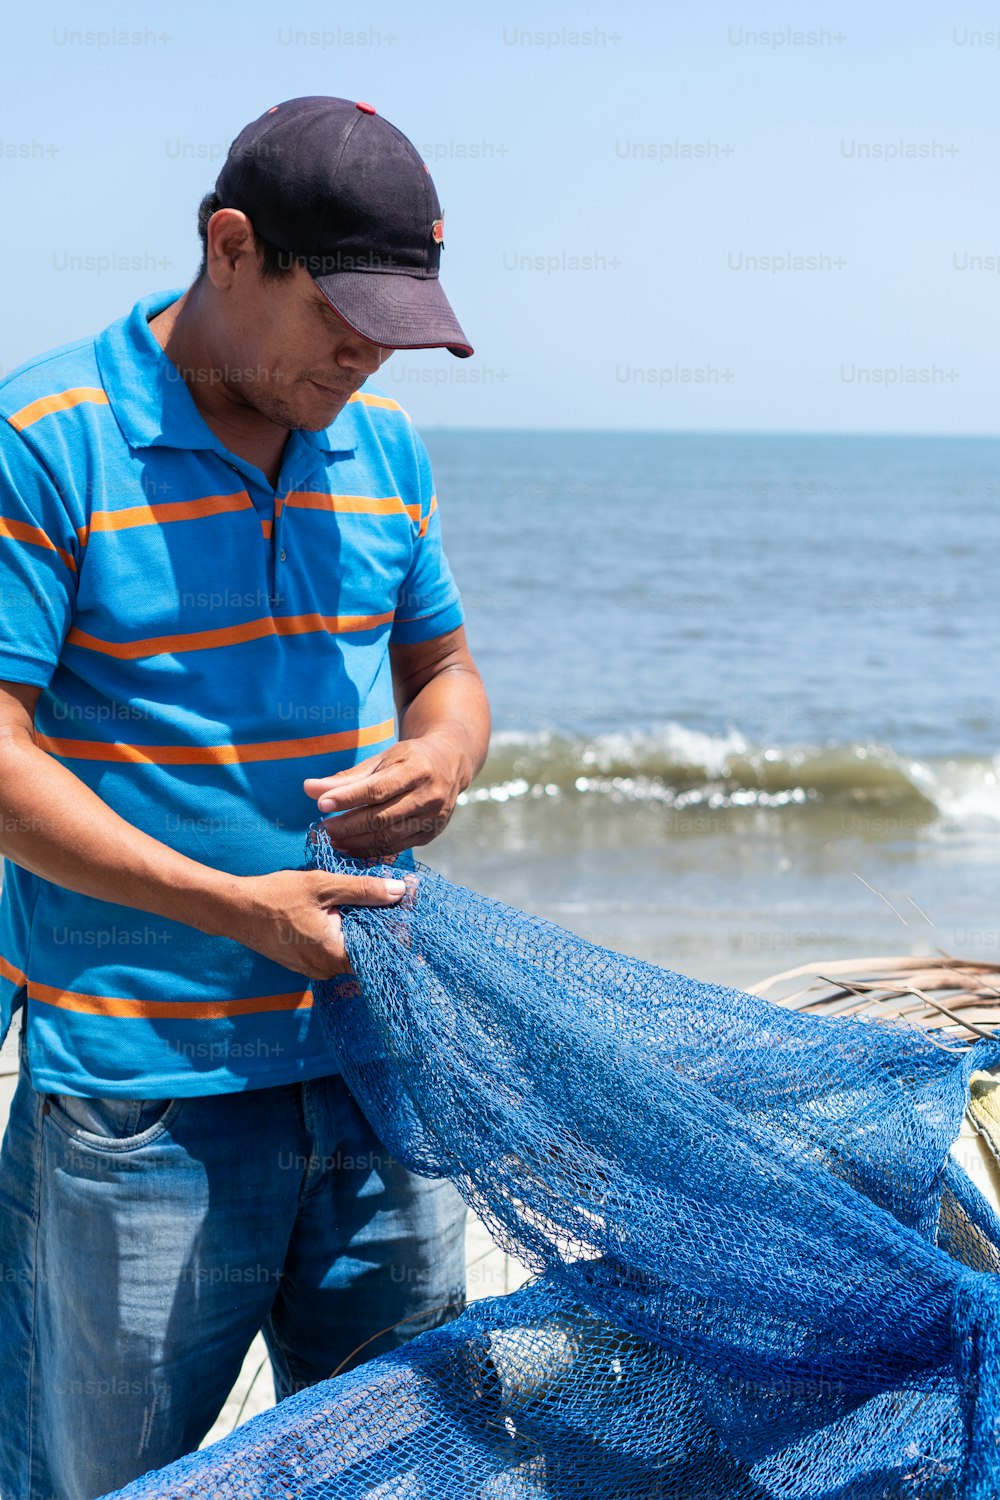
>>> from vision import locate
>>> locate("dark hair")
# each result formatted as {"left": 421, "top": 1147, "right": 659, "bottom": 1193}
{"left": 196, "top": 190, "right": 301, "bottom": 280}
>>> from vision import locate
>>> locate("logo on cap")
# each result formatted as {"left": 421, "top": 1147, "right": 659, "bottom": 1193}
{"left": 431, "top": 217, "right": 444, "bottom": 244}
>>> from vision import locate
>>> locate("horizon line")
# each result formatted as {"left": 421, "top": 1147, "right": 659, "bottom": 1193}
{"left": 418, "top": 424, "right": 1000, "bottom": 440}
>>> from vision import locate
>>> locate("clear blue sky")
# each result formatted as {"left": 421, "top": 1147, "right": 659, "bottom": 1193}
{"left": 1, "top": 0, "right": 997, "bottom": 432}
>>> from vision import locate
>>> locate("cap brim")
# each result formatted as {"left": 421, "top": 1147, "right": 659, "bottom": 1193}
{"left": 313, "top": 270, "right": 473, "bottom": 358}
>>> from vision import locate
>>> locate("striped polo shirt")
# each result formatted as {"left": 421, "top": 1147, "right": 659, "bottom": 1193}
{"left": 0, "top": 288, "right": 463, "bottom": 1097}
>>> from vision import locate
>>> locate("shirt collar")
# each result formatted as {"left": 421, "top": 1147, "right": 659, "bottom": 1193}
{"left": 94, "top": 289, "right": 353, "bottom": 460}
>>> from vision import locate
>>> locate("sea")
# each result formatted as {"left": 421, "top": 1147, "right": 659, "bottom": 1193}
{"left": 420, "top": 430, "right": 1000, "bottom": 991}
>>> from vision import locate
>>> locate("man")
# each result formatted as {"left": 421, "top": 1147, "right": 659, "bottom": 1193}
{"left": 0, "top": 97, "right": 490, "bottom": 1500}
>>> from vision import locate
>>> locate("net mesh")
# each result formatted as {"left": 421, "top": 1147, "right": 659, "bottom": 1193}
{"left": 104, "top": 832, "right": 1000, "bottom": 1499}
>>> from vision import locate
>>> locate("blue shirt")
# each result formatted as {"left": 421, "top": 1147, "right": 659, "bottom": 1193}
{"left": 0, "top": 289, "right": 464, "bottom": 1096}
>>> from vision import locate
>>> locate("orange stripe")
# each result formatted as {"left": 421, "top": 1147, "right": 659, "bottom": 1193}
{"left": 0, "top": 516, "right": 77, "bottom": 572}
{"left": 0, "top": 956, "right": 26, "bottom": 988}
{"left": 84, "top": 491, "right": 253, "bottom": 538}
{"left": 260, "top": 518, "right": 273, "bottom": 539}
{"left": 28, "top": 979, "right": 312, "bottom": 1020}
{"left": 34, "top": 717, "right": 395, "bottom": 766}
{"left": 347, "top": 392, "right": 407, "bottom": 415}
{"left": 284, "top": 492, "right": 420, "bottom": 523}
{"left": 7, "top": 387, "right": 109, "bottom": 433}
{"left": 66, "top": 610, "right": 394, "bottom": 660}
{"left": 418, "top": 494, "right": 438, "bottom": 539}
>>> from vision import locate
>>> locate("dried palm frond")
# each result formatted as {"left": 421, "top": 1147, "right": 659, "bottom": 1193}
{"left": 747, "top": 953, "right": 1000, "bottom": 1050}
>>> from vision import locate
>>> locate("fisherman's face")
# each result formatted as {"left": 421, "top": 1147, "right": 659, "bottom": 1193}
{"left": 207, "top": 210, "right": 395, "bottom": 430}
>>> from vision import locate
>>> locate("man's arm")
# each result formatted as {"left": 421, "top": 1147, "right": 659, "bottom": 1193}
{"left": 0, "top": 681, "right": 405, "bottom": 980}
{"left": 392, "top": 624, "right": 491, "bottom": 784}
{"left": 303, "top": 625, "right": 490, "bottom": 856}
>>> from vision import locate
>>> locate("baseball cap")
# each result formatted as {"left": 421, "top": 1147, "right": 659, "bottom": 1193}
{"left": 214, "top": 96, "right": 472, "bottom": 358}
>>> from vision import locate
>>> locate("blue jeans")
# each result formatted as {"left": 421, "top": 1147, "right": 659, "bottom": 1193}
{"left": 0, "top": 1030, "right": 467, "bottom": 1500}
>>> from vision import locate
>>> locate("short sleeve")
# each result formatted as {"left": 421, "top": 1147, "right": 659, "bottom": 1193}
{"left": 390, "top": 430, "right": 465, "bottom": 645}
{"left": 0, "top": 423, "right": 79, "bottom": 687}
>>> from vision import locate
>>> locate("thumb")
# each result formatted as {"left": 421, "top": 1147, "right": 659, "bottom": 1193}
{"left": 312, "top": 871, "right": 407, "bottom": 909}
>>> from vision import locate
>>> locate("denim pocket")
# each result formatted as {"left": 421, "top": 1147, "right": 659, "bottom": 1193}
{"left": 43, "top": 1091, "right": 183, "bottom": 1152}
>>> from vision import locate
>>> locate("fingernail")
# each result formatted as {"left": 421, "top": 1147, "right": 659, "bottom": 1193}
{"left": 384, "top": 878, "right": 406, "bottom": 896}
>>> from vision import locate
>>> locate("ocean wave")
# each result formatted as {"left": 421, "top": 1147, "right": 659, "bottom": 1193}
{"left": 459, "top": 725, "right": 1000, "bottom": 824}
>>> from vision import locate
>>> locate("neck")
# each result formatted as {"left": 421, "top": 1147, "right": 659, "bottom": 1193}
{"left": 149, "top": 283, "right": 288, "bottom": 488}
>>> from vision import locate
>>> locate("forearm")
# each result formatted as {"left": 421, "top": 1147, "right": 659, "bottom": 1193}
{"left": 307, "top": 629, "right": 491, "bottom": 853}
{"left": 0, "top": 728, "right": 241, "bottom": 936}
{"left": 397, "top": 663, "right": 491, "bottom": 788}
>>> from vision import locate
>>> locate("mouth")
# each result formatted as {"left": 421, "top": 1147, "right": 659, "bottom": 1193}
{"left": 310, "top": 379, "right": 359, "bottom": 401}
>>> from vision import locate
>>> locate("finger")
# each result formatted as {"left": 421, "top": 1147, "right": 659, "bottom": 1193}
{"left": 317, "top": 780, "right": 374, "bottom": 814}
{"left": 317, "top": 909, "right": 354, "bottom": 977}
{"left": 314, "top": 761, "right": 425, "bottom": 815}
{"left": 304, "top": 750, "right": 410, "bottom": 810}
{"left": 303, "top": 752, "right": 385, "bottom": 799}
{"left": 320, "top": 789, "right": 435, "bottom": 843}
{"left": 304, "top": 834, "right": 403, "bottom": 869}
{"left": 325, "top": 812, "right": 443, "bottom": 857}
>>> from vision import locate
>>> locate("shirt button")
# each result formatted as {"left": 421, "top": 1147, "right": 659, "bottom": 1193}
{"left": 279, "top": 548, "right": 287, "bottom": 563}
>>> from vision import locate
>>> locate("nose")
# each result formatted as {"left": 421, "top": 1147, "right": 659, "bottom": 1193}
{"left": 334, "top": 331, "right": 392, "bottom": 374}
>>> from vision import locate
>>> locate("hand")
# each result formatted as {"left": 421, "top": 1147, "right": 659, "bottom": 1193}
{"left": 224, "top": 868, "right": 406, "bottom": 981}
{"left": 303, "top": 735, "right": 466, "bottom": 857}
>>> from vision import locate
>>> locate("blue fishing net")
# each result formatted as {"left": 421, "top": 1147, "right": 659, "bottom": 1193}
{"left": 104, "top": 831, "right": 1000, "bottom": 1499}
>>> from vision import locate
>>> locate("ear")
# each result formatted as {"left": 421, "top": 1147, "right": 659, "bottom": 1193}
{"left": 204, "top": 208, "right": 258, "bottom": 289}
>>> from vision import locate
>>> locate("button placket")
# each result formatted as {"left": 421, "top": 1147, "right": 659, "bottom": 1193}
{"left": 220, "top": 458, "right": 279, "bottom": 609}
{"left": 271, "top": 490, "right": 287, "bottom": 608}
{"left": 277, "top": 488, "right": 288, "bottom": 556}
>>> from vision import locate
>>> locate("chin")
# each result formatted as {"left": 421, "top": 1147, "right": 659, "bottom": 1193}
{"left": 296, "top": 404, "right": 345, "bottom": 432}
{"left": 304, "top": 392, "right": 349, "bottom": 428}
{"left": 269, "top": 391, "right": 346, "bottom": 432}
